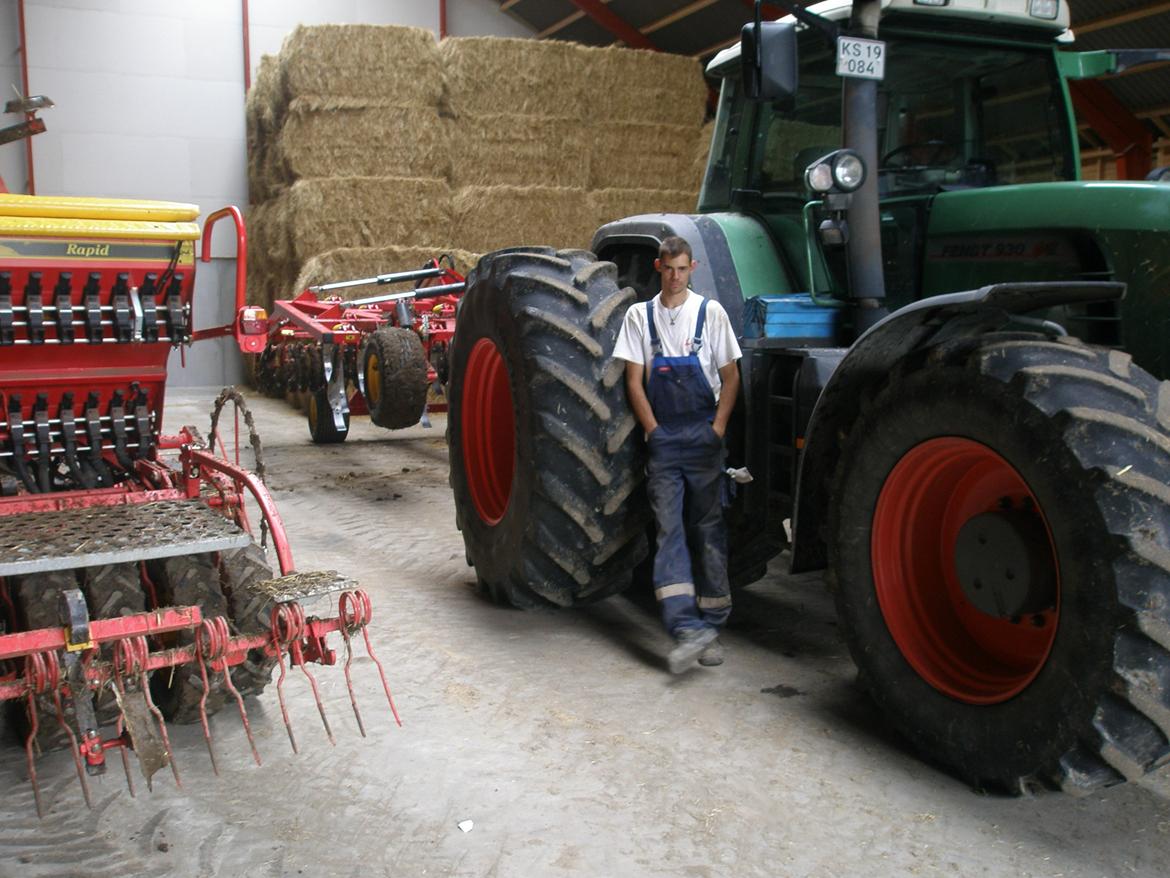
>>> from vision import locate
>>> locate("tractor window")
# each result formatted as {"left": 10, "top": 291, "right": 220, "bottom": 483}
{"left": 748, "top": 34, "right": 1073, "bottom": 198}
{"left": 752, "top": 34, "right": 841, "bottom": 194}
{"left": 876, "top": 39, "right": 1073, "bottom": 194}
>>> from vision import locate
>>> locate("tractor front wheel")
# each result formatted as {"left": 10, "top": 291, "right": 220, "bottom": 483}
{"left": 831, "top": 335, "right": 1170, "bottom": 793}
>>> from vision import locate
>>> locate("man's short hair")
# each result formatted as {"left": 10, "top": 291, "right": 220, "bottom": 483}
{"left": 659, "top": 236, "right": 693, "bottom": 261}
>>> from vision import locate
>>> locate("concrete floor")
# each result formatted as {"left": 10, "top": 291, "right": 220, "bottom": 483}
{"left": 3, "top": 387, "right": 1170, "bottom": 878}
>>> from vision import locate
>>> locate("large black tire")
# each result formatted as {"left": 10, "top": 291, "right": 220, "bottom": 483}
{"left": 830, "top": 334, "right": 1170, "bottom": 793}
{"left": 148, "top": 554, "right": 229, "bottom": 724}
{"left": 307, "top": 386, "right": 349, "bottom": 444}
{"left": 447, "top": 247, "right": 651, "bottom": 608}
{"left": 362, "top": 327, "right": 428, "bottom": 429}
{"left": 218, "top": 543, "right": 276, "bottom": 698}
{"left": 82, "top": 563, "right": 147, "bottom": 724}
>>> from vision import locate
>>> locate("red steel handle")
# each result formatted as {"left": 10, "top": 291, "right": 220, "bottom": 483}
{"left": 200, "top": 206, "right": 248, "bottom": 314}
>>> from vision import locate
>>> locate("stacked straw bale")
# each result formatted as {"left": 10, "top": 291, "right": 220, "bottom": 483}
{"left": 246, "top": 25, "right": 713, "bottom": 315}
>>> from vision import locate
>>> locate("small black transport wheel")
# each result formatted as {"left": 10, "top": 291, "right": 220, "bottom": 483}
{"left": 447, "top": 247, "right": 650, "bottom": 608}
{"left": 147, "top": 553, "right": 229, "bottom": 724}
{"left": 82, "top": 563, "right": 147, "bottom": 725}
{"left": 307, "top": 386, "right": 349, "bottom": 444}
{"left": 830, "top": 334, "right": 1170, "bottom": 793}
{"left": 362, "top": 327, "right": 428, "bottom": 429}
{"left": 218, "top": 542, "right": 276, "bottom": 698}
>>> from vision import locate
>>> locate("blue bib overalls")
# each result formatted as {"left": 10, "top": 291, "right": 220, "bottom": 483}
{"left": 644, "top": 298, "right": 732, "bottom": 635}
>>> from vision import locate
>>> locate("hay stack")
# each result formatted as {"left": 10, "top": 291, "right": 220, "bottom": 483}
{"left": 441, "top": 37, "right": 588, "bottom": 117}
{"left": 292, "top": 246, "right": 482, "bottom": 295}
{"left": 452, "top": 185, "right": 596, "bottom": 253}
{"left": 588, "top": 121, "right": 701, "bottom": 190}
{"left": 277, "top": 98, "right": 452, "bottom": 181}
{"left": 281, "top": 24, "right": 444, "bottom": 103}
{"left": 588, "top": 188, "right": 697, "bottom": 232}
{"left": 277, "top": 176, "right": 451, "bottom": 266}
{"left": 583, "top": 46, "right": 707, "bottom": 126}
{"left": 449, "top": 115, "right": 590, "bottom": 188}
{"left": 245, "top": 55, "right": 284, "bottom": 202}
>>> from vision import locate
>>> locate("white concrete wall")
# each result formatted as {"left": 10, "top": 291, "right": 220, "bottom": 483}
{"left": 0, "top": 0, "right": 532, "bottom": 387}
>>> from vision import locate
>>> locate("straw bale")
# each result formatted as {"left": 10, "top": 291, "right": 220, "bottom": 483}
{"left": 246, "top": 55, "right": 284, "bottom": 203}
{"left": 587, "top": 188, "right": 697, "bottom": 233}
{"left": 452, "top": 185, "right": 595, "bottom": 253}
{"left": 292, "top": 246, "right": 482, "bottom": 296}
{"left": 278, "top": 177, "right": 452, "bottom": 263}
{"left": 440, "top": 36, "right": 589, "bottom": 118}
{"left": 277, "top": 98, "right": 451, "bottom": 182}
{"left": 692, "top": 119, "right": 715, "bottom": 193}
{"left": 449, "top": 114, "right": 589, "bottom": 188}
{"left": 280, "top": 25, "right": 443, "bottom": 105}
{"left": 583, "top": 46, "right": 707, "bottom": 127}
{"left": 588, "top": 122, "right": 701, "bottom": 189}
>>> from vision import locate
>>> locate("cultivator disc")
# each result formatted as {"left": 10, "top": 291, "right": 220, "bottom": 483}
{"left": 0, "top": 573, "right": 400, "bottom": 817}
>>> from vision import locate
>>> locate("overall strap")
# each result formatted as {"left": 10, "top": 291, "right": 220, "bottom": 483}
{"left": 645, "top": 299, "right": 661, "bottom": 355}
{"left": 692, "top": 298, "right": 709, "bottom": 352}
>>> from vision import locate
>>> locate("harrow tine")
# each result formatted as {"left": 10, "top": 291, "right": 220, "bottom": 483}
{"left": 337, "top": 604, "right": 365, "bottom": 738}
{"left": 341, "top": 590, "right": 402, "bottom": 727}
{"left": 194, "top": 624, "right": 221, "bottom": 776}
{"left": 113, "top": 705, "right": 136, "bottom": 798}
{"left": 24, "top": 690, "right": 44, "bottom": 818}
{"left": 204, "top": 616, "right": 261, "bottom": 767}
{"left": 270, "top": 607, "right": 299, "bottom": 754}
{"left": 274, "top": 602, "right": 333, "bottom": 747}
{"left": 51, "top": 684, "right": 92, "bottom": 810}
{"left": 115, "top": 637, "right": 180, "bottom": 791}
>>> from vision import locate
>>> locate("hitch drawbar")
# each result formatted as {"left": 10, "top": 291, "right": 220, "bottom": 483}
{"left": 0, "top": 575, "right": 400, "bottom": 818}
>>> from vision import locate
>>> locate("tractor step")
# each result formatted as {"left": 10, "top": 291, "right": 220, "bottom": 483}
{"left": 0, "top": 499, "right": 250, "bottom": 576}
{"left": 251, "top": 569, "right": 358, "bottom": 603}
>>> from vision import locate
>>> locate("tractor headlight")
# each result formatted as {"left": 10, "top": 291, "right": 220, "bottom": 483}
{"left": 1028, "top": 0, "right": 1059, "bottom": 20}
{"left": 805, "top": 149, "right": 867, "bottom": 194}
{"left": 833, "top": 152, "right": 866, "bottom": 191}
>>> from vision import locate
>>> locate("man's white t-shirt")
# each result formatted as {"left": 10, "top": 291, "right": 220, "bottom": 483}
{"left": 612, "top": 290, "right": 743, "bottom": 403}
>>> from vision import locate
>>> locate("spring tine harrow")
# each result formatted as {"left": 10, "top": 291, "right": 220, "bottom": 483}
{"left": 271, "top": 617, "right": 300, "bottom": 754}
{"left": 113, "top": 636, "right": 180, "bottom": 791}
{"left": 115, "top": 708, "right": 137, "bottom": 798}
{"left": 338, "top": 589, "right": 402, "bottom": 730}
{"left": 201, "top": 615, "right": 261, "bottom": 767}
{"left": 272, "top": 602, "right": 335, "bottom": 746}
{"left": 194, "top": 623, "right": 221, "bottom": 776}
{"left": 50, "top": 680, "right": 93, "bottom": 811}
{"left": 23, "top": 653, "right": 47, "bottom": 818}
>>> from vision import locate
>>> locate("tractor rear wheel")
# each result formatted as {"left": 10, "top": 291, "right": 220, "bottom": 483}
{"left": 307, "top": 387, "right": 349, "bottom": 444}
{"left": 362, "top": 327, "right": 428, "bottom": 429}
{"left": 447, "top": 247, "right": 650, "bottom": 608}
{"left": 830, "top": 335, "right": 1170, "bottom": 793}
{"left": 82, "top": 563, "right": 147, "bottom": 724}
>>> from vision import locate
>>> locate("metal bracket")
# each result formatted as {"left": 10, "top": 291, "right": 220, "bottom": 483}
{"left": 323, "top": 343, "right": 349, "bottom": 432}
{"left": 58, "top": 588, "right": 93, "bottom": 651}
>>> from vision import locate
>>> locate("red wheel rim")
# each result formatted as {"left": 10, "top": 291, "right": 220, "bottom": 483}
{"left": 872, "top": 437, "right": 1059, "bottom": 704}
{"left": 461, "top": 338, "right": 515, "bottom": 525}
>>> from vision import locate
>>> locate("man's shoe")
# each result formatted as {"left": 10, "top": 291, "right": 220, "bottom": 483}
{"left": 698, "top": 638, "right": 724, "bottom": 667}
{"left": 668, "top": 627, "right": 718, "bottom": 674}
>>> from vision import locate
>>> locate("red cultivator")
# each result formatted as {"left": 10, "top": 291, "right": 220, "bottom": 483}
{"left": 0, "top": 194, "right": 399, "bottom": 817}
{"left": 255, "top": 259, "right": 465, "bottom": 443}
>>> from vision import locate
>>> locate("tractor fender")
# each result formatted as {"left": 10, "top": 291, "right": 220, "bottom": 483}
{"left": 789, "top": 280, "right": 1126, "bottom": 573}
{"left": 592, "top": 212, "right": 787, "bottom": 336}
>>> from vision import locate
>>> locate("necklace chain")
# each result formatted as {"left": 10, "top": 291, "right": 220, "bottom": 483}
{"left": 662, "top": 297, "right": 686, "bottom": 326}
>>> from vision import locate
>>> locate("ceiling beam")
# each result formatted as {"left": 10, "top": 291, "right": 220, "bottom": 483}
{"left": 538, "top": 9, "right": 587, "bottom": 38}
{"left": 567, "top": 0, "right": 659, "bottom": 49}
{"left": 1075, "top": 0, "right": 1170, "bottom": 35}
{"left": 644, "top": 0, "right": 720, "bottom": 35}
{"left": 1069, "top": 79, "right": 1154, "bottom": 178}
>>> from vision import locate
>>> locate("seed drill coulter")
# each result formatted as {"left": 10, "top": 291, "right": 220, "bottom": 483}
{"left": 0, "top": 101, "right": 399, "bottom": 816}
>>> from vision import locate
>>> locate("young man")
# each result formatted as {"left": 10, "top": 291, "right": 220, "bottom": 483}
{"left": 612, "top": 236, "right": 742, "bottom": 673}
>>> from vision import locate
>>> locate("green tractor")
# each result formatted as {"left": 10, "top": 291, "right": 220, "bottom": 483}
{"left": 446, "top": 0, "right": 1170, "bottom": 794}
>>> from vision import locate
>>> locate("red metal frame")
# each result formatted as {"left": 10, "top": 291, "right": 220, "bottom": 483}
{"left": 262, "top": 258, "right": 464, "bottom": 417}
{"left": 567, "top": 0, "right": 659, "bottom": 50}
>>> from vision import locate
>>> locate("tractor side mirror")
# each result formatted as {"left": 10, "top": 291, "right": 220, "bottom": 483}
{"left": 741, "top": 19, "right": 798, "bottom": 104}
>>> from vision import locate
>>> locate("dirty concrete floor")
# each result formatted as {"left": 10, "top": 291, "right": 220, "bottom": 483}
{"left": 3, "top": 387, "right": 1170, "bottom": 878}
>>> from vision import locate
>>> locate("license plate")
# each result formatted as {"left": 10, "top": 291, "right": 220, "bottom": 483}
{"left": 836, "top": 36, "right": 886, "bottom": 80}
